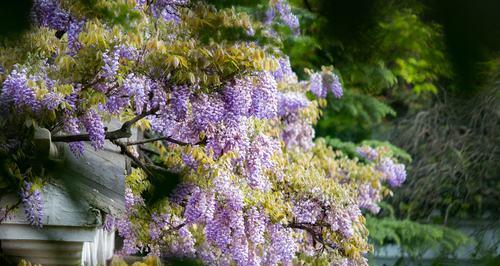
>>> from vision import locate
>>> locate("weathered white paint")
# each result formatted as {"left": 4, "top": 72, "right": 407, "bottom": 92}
{"left": 0, "top": 120, "right": 135, "bottom": 265}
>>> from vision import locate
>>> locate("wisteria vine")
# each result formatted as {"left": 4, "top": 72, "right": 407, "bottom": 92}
{"left": 0, "top": 0, "right": 407, "bottom": 265}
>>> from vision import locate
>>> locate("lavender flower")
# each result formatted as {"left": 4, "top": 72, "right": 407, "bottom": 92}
{"left": 171, "top": 226, "right": 196, "bottom": 257}
{"left": 326, "top": 205, "right": 360, "bottom": 238}
{"left": 184, "top": 187, "right": 208, "bottom": 223}
{"left": 250, "top": 72, "right": 278, "bottom": 119}
{"left": 358, "top": 183, "right": 381, "bottom": 214}
{"left": 292, "top": 198, "right": 322, "bottom": 224}
{"left": 101, "top": 49, "right": 121, "bottom": 81}
{"left": 323, "top": 72, "right": 343, "bottom": 98}
{"left": 377, "top": 158, "right": 407, "bottom": 187}
{"left": 117, "top": 45, "right": 138, "bottom": 60}
{"left": 116, "top": 217, "right": 137, "bottom": 255}
{"left": 356, "top": 146, "right": 378, "bottom": 161}
{"left": 42, "top": 92, "right": 63, "bottom": 110}
{"left": 309, "top": 72, "right": 325, "bottom": 98}
{"left": 1, "top": 68, "right": 40, "bottom": 112}
{"left": 224, "top": 78, "right": 252, "bottom": 117}
{"left": 80, "top": 109, "right": 105, "bottom": 150}
{"left": 172, "top": 85, "right": 191, "bottom": 120}
{"left": 103, "top": 214, "right": 115, "bottom": 232}
{"left": 149, "top": 212, "right": 167, "bottom": 241}
{"left": 205, "top": 115, "right": 250, "bottom": 158}
{"left": 32, "top": 0, "right": 70, "bottom": 31}
{"left": 282, "top": 113, "right": 315, "bottom": 150}
{"left": 63, "top": 117, "right": 85, "bottom": 157}
{"left": 144, "top": 0, "right": 189, "bottom": 23}
{"left": 275, "top": 0, "right": 300, "bottom": 35}
{"left": 265, "top": 0, "right": 300, "bottom": 35}
{"left": 264, "top": 6, "right": 275, "bottom": 25}
{"left": 272, "top": 56, "right": 297, "bottom": 82}
{"left": 19, "top": 181, "right": 43, "bottom": 228}
{"left": 192, "top": 92, "right": 225, "bottom": 131}
{"left": 123, "top": 74, "right": 151, "bottom": 114}
{"left": 67, "top": 20, "right": 85, "bottom": 56}
{"left": 278, "top": 92, "right": 310, "bottom": 116}
{"left": 245, "top": 207, "right": 267, "bottom": 245}
{"left": 245, "top": 135, "right": 279, "bottom": 190}
{"left": 265, "top": 224, "right": 296, "bottom": 265}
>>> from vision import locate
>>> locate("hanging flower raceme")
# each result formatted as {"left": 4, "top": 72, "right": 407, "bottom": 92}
{"left": 266, "top": 0, "right": 300, "bottom": 35}
{"left": 19, "top": 180, "right": 43, "bottom": 228}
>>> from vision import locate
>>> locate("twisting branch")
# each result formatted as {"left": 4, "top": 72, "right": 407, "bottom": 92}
{"left": 111, "top": 139, "right": 154, "bottom": 177}
{"left": 287, "top": 222, "right": 342, "bottom": 253}
{"left": 112, "top": 139, "right": 172, "bottom": 178}
{"left": 126, "top": 136, "right": 207, "bottom": 146}
{"left": 51, "top": 107, "right": 159, "bottom": 143}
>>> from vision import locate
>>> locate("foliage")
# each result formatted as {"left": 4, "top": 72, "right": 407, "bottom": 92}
{"left": 365, "top": 203, "right": 472, "bottom": 258}
{"left": 286, "top": 0, "right": 452, "bottom": 142}
{"left": 324, "top": 137, "right": 411, "bottom": 163}
{"left": 0, "top": 0, "right": 411, "bottom": 265}
{"left": 316, "top": 92, "right": 396, "bottom": 141}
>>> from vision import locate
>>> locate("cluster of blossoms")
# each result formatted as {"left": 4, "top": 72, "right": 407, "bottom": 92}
{"left": 309, "top": 69, "right": 344, "bottom": 99}
{"left": 32, "top": 0, "right": 85, "bottom": 55}
{"left": 136, "top": 0, "right": 189, "bottom": 22}
{"left": 377, "top": 158, "right": 407, "bottom": 187}
{"left": 0, "top": 0, "right": 407, "bottom": 265}
{"left": 19, "top": 181, "right": 43, "bottom": 228}
{"left": 354, "top": 145, "right": 407, "bottom": 213}
{"left": 265, "top": 0, "right": 300, "bottom": 35}
{"left": 355, "top": 145, "right": 407, "bottom": 188}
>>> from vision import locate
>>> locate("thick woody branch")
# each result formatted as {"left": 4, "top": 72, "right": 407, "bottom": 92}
{"left": 51, "top": 107, "right": 159, "bottom": 143}
{"left": 287, "top": 222, "right": 342, "bottom": 252}
{"left": 126, "top": 136, "right": 207, "bottom": 146}
{"left": 112, "top": 139, "right": 172, "bottom": 178}
{"left": 111, "top": 139, "right": 155, "bottom": 177}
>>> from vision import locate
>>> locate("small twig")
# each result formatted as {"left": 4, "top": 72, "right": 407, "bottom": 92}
{"left": 0, "top": 199, "right": 22, "bottom": 223}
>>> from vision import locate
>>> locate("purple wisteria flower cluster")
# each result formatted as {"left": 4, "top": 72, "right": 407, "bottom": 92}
{"left": 354, "top": 145, "right": 408, "bottom": 214}
{"left": 266, "top": 0, "right": 300, "bottom": 36}
{"left": 32, "top": 0, "right": 85, "bottom": 55}
{"left": 136, "top": 0, "right": 189, "bottom": 22}
{"left": 19, "top": 180, "right": 43, "bottom": 228}
{"left": 309, "top": 71, "right": 344, "bottom": 99}
{"left": 356, "top": 146, "right": 378, "bottom": 161}
{"left": 378, "top": 158, "right": 407, "bottom": 187}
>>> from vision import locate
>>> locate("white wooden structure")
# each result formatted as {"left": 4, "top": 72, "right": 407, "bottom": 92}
{"left": 0, "top": 123, "right": 134, "bottom": 265}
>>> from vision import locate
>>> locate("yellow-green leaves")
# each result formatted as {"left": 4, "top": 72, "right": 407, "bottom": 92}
{"left": 56, "top": 54, "right": 77, "bottom": 74}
